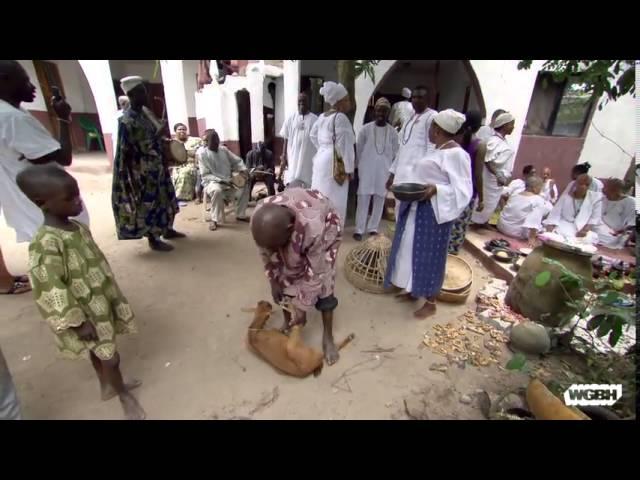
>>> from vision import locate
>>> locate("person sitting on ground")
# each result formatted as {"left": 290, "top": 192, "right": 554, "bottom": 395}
{"left": 541, "top": 166, "right": 559, "bottom": 204}
{"left": 561, "top": 162, "right": 604, "bottom": 196}
{"left": 497, "top": 175, "right": 553, "bottom": 247}
{"left": 250, "top": 182, "right": 343, "bottom": 365}
{"left": 171, "top": 123, "right": 203, "bottom": 201}
{"left": 504, "top": 165, "right": 536, "bottom": 197}
{"left": 17, "top": 165, "right": 145, "bottom": 420}
{"left": 594, "top": 178, "right": 635, "bottom": 249}
{"left": 389, "top": 88, "right": 415, "bottom": 131}
{"left": 543, "top": 173, "right": 603, "bottom": 245}
{"left": 197, "top": 129, "right": 250, "bottom": 231}
{"left": 246, "top": 141, "right": 276, "bottom": 199}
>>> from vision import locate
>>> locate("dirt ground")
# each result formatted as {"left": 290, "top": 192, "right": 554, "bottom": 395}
{"left": 0, "top": 154, "right": 530, "bottom": 420}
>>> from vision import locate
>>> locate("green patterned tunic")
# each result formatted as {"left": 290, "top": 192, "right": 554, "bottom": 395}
{"left": 27, "top": 222, "right": 136, "bottom": 361}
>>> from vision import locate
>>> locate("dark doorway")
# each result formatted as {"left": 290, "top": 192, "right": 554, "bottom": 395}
{"left": 235, "top": 88, "right": 252, "bottom": 159}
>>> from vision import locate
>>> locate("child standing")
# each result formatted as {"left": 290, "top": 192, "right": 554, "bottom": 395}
{"left": 17, "top": 165, "right": 145, "bottom": 420}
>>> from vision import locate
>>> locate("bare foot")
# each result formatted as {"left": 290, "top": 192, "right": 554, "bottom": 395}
{"left": 209, "top": 222, "right": 218, "bottom": 231}
{"left": 413, "top": 302, "right": 437, "bottom": 319}
{"left": 395, "top": 292, "right": 417, "bottom": 303}
{"left": 279, "top": 319, "right": 291, "bottom": 335}
{"left": 323, "top": 337, "right": 340, "bottom": 366}
{"left": 101, "top": 379, "right": 143, "bottom": 401}
{"left": 119, "top": 392, "right": 146, "bottom": 420}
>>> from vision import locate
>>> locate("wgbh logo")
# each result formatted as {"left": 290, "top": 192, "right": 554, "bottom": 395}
{"left": 564, "top": 384, "right": 622, "bottom": 406}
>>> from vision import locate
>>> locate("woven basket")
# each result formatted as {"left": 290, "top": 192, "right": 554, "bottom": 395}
{"left": 437, "top": 285, "right": 471, "bottom": 304}
{"left": 344, "top": 235, "right": 393, "bottom": 294}
{"left": 441, "top": 255, "right": 473, "bottom": 293}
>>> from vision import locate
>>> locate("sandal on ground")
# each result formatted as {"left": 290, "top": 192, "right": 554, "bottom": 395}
{"left": 0, "top": 280, "right": 31, "bottom": 295}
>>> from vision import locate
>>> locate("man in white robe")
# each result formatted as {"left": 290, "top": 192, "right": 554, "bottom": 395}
{"left": 543, "top": 174, "right": 603, "bottom": 246}
{"left": 279, "top": 92, "right": 318, "bottom": 187}
{"left": 0, "top": 60, "right": 90, "bottom": 295}
{"left": 471, "top": 112, "right": 516, "bottom": 225}
{"left": 354, "top": 97, "right": 398, "bottom": 240}
{"left": 594, "top": 178, "right": 635, "bottom": 249}
{"left": 497, "top": 175, "right": 552, "bottom": 246}
{"left": 386, "top": 86, "right": 437, "bottom": 207}
{"left": 389, "top": 88, "right": 414, "bottom": 131}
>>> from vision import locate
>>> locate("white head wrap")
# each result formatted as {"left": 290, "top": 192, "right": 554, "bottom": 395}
{"left": 492, "top": 112, "right": 515, "bottom": 129}
{"left": 375, "top": 97, "right": 391, "bottom": 110}
{"left": 401, "top": 87, "right": 412, "bottom": 99}
{"left": 319, "top": 81, "right": 348, "bottom": 106}
{"left": 120, "top": 76, "right": 144, "bottom": 94}
{"left": 433, "top": 109, "right": 466, "bottom": 134}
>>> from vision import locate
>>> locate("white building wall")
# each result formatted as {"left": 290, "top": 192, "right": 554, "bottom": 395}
{"left": 182, "top": 60, "right": 199, "bottom": 118}
{"left": 109, "top": 60, "right": 159, "bottom": 82}
{"left": 54, "top": 60, "right": 97, "bottom": 113}
{"left": 578, "top": 92, "right": 636, "bottom": 179}
{"left": 159, "top": 60, "right": 189, "bottom": 131}
{"left": 77, "top": 60, "right": 118, "bottom": 150}
{"left": 283, "top": 61, "right": 300, "bottom": 122}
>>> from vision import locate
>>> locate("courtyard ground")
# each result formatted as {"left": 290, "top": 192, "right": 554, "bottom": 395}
{"left": 0, "top": 154, "right": 530, "bottom": 420}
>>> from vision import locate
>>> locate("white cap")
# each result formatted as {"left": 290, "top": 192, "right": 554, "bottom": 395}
{"left": 319, "top": 81, "right": 348, "bottom": 106}
{"left": 492, "top": 112, "right": 515, "bottom": 129}
{"left": 120, "top": 76, "right": 144, "bottom": 94}
{"left": 401, "top": 87, "right": 411, "bottom": 99}
{"left": 433, "top": 109, "right": 466, "bottom": 134}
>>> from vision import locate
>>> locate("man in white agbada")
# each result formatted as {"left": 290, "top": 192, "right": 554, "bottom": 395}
{"left": 476, "top": 109, "right": 506, "bottom": 142}
{"left": 279, "top": 92, "right": 318, "bottom": 187}
{"left": 594, "top": 178, "right": 635, "bottom": 249}
{"left": 386, "top": 86, "right": 437, "bottom": 203}
{"left": 497, "top": 175, "right": 553, "bottom": 246}
{"left": 197, "top": 129, "right": 250, "bottom": 231}
{"left": 543, "top": 174, "right": 603, "bottom": 246}
{"left": 471, "top": 112, "right": 516, "bottom": 225}
{"left": 561, "top": 162, "right": 604, "bottom": 198}
{"left": 0, "top": 60, "right": 90, "bottom": 296}
{"left": 389, "top": 87, "right": 415, "bottom": 131}
{"left": 354, "top": 97, "right": 399, "bottom": 240}
{"left": 310, "top": 81, "right": 355, "bottom": 226}
{"left": 385, "top": 109, "right": 472, "bottom": 319}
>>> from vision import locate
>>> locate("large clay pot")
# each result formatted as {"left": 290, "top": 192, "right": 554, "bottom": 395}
{"left": 505, "top": 243, "right": 593, "bottom": 328}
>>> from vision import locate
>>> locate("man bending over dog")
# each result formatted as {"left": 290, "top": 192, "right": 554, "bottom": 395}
{"left": 250, "top": 179, "right": 343, "bottom": 365}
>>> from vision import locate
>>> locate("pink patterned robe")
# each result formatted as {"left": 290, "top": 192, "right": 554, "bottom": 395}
{"left": 254, "top": 188, "right": 342, "bottom": 312}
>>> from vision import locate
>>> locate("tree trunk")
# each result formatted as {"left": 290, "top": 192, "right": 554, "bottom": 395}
{"left": 336, "top": 60, "right": 356, "bottom": 123}
{"left": 337, "top": 60, "right": 357, "bottom": 226}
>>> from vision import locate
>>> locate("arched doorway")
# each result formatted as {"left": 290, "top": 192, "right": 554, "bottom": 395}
{"left": 363, "top": 60, "right": 486, "bottom": 125}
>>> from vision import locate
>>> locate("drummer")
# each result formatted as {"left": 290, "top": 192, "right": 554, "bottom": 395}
{"left": 197, "top": 129, "right": 251, "bottom": 231}
{"left": 171, "top": 123, "right": 203, "bottom": 201}
{"left": 246, "top": 142, "right": 276, "bottom": 198}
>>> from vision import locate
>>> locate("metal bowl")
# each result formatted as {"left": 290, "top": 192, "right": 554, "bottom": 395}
{"left": 492, "top": 248, "right": 517, "bottom": 263}
{"left": 390, "top": 183, "right": 427, "bottom": 202}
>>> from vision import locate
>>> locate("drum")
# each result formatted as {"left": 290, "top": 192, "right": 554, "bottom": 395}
{"left": 232, "top": 172, "right": 247, "bottom": 188}
{"left": 168, "top": 140, "right": 188, "bottom": 164}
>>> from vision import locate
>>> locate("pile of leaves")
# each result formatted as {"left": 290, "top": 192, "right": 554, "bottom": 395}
{"left": 422, "top": 311, "right": 510, "bottom": 368}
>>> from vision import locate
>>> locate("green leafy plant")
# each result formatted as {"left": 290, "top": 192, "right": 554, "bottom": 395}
{"left": 518, "top": 60, "right": 635, "bottom": 110}
{"left": 534, "top": 258, "right": 634, "bottom": 349}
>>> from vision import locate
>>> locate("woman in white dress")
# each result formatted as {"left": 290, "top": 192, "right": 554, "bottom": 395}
{"left": 385, "top": 109, "right": 472, "bottom": 319}
{"left": 309, "top": 82, "right": 355, "bottom": 227}
{"left": 497, "top": 175, "right": 552, "bottom": 247}
{"left": 595, "top": 178, "right": 635, "bottom": 249}
{"left": 354, "top": 97, "right": 399, "bottom": 240}
{"left": 544, "top": 174, "right": 603, "bottom": 245}
{"left": 471, "top": 112, "right": 516, "bottom": 225}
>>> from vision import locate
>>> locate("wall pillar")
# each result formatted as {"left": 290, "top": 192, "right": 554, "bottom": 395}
{"left": 283, "top": 60, "right": 300, "bottom": 122}
{"left": 78, "top": 60, "right": 118, "bottom": 163}
{"left": 160, "top": 60, "right": 189, "bottom": 134}
{"left": 246, "top": 62, "right": 265, "bottom": 144}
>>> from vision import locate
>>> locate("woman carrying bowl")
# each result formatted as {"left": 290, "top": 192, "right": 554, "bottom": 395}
{"left": 385, "top": 109, "right": 473, "bottom": 319}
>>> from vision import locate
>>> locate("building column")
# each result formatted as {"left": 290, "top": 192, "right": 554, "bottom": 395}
{"left": 283, "top": 61, "right": 300, "bottom": 123}
{"left": 78, "top": 60, "right": 118, "bottom": 164}
{"left": 160, "top": 60, "right": 189, "bottom": 135}
{"left": 246, "top": 62, "right": 265, "bottom": 145}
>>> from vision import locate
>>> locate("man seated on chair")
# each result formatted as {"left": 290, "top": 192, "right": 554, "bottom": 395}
{"left": 245, "top": 141, "right": 276, "bottom": 199}
{"left": 197, "top": 129, "right": 250, "bottom": 231}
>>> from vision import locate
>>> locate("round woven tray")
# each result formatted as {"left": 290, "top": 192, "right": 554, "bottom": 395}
{"left": 437, "top": 285, "right": 471, "bottom": 304}
{"left": 441, "top": 255, "right": 473, "bottom": 293}
{"left": 344, "top": 235, "right": 393, "bottom": 294}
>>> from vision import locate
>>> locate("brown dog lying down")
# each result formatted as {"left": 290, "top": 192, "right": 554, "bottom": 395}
{"left": 245, "top": 301, "right": 354, "bottom": 378}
